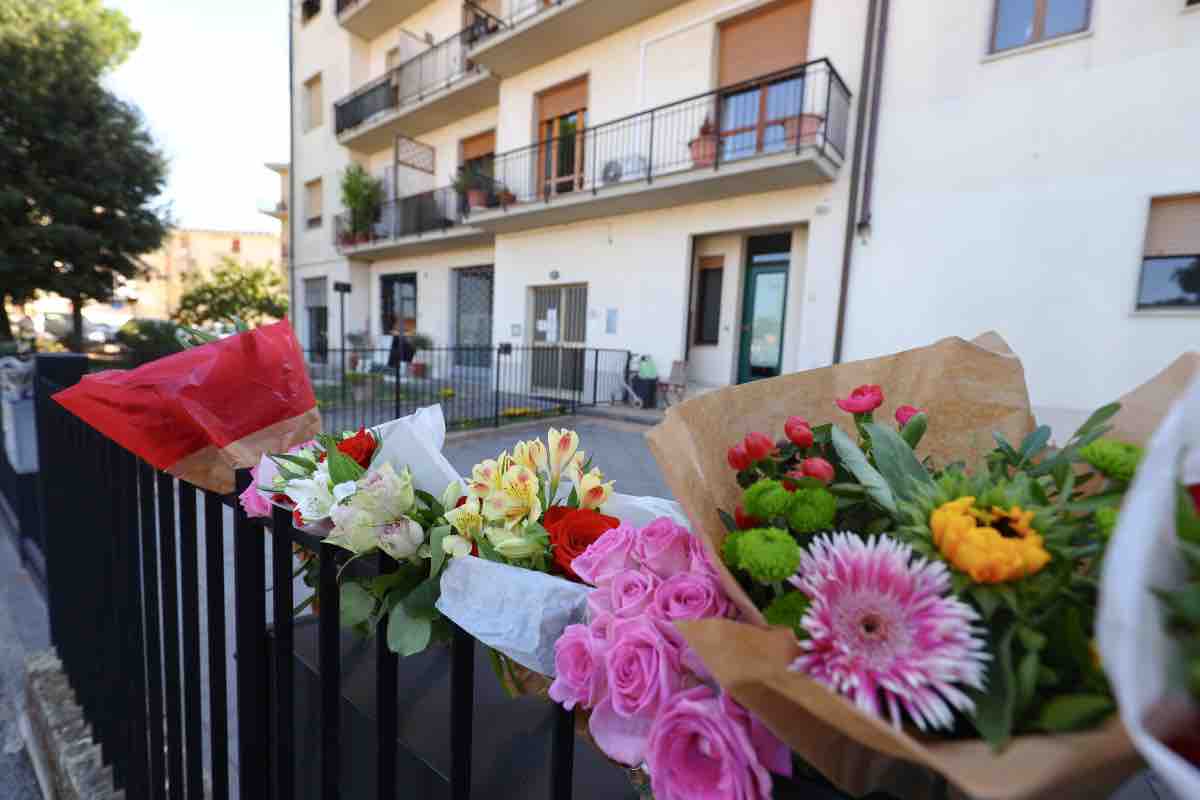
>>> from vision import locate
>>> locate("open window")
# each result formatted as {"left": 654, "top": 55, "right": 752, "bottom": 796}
{"left": 1137, "top": 195, "right": 1200, "bottom": 311}
{"left": 536, "top": 77, "right": 588, "bottom": 198}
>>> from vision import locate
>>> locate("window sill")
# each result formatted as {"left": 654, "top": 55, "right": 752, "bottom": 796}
{"left": 981, "top": 30, "right": 1093, "bottom": 64}
{"left": 1185, "top": 2, "right": 1200, "bottom": 15}
{"left": 1130, "top": 308, "right": 1200, "bottom": 318}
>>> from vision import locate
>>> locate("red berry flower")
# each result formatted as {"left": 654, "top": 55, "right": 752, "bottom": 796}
{"left": 727, "top": 442, "right": 752, "bottom": 472}
{"left": 836, "top": 384, "right": 884, "bottom": 415}
{"left": 895, "top": 405, "right": 923, "bottom": 426}
{"left": 784, "top": 416, "right": 814, "bottom": 449}
{"left": 743, "top": 432, "right": 775, "bottom": 461}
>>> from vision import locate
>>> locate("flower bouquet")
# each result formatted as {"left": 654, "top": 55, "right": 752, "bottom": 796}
{"left": 647, "top": 334, "right": 1145, "bottom": 800}
{"left": 1099, "top": 355, "right": 1200, "bottom": 800}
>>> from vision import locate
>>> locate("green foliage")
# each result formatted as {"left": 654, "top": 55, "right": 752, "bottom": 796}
{"left": 831, "top": 425, "right": 897, "bottom": 515}
{"left": 786, "top": 487, "right": 837, "bottom": 534}
{"left": 729, "top": 528, "right": 802, "bottom": 585}
{"left": 1077, "top": 439, "right": 1143, "bottom": 484}
{"left": 115, "top": 318, "right": 185, "bottom": 361}
{"left": 763, "top": 591, "right": 810, "bottom": 637}
{"left": 173, "top": 258, "right": 288, "bottom": 327}
{"left": 340, "top": 164, "right": 384, "bottom": 236}
{"left": 863, "top": 422, "right": 934, "bottom": 502}
{"left": 0, "top": 0, "right": 139, "bottom": 74}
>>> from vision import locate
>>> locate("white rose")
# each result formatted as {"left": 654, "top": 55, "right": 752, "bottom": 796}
{"left": 379, "top": 517, "right": 426, "bottom": 561}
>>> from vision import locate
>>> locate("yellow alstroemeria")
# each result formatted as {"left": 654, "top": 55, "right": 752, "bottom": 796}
{"left": 565, "top": 450, "right": 588, "bottom": 486}
{"left": 467, "top": 458, "right": 504, "bottom": 500}
{"left": 482, "top": 465, "right": 543, "bottom": 529}
{"left": 577, "top": 468, "right": 614, "bottom": 510}
{"left": 547, "top": 428, "right": 580, "bottom": 480}
{"left": 512, "top": 441, "right": 535, "bottom": 472}
{"left": 444, "top": 496, "right": 484, "bottom": 541}
{"left": 527, "top": 438, "right": 548, "bottom": 472}
{"left": 930, "top": 496, "right": 1051, "bottom": 584}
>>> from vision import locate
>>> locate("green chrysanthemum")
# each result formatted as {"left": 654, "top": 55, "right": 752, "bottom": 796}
{"left": 786, "top": 486, "right": 837, "bottom": 534}
{"left": 734, "top": 527, "right": 801, "bottom": 584}
{"left": 764, "top": 591, "right": 810, "bottom": 638}
{"left": 1094, "top": 507, "right": 1119, "bottom": 540}
{"left": 721, "top": 530, "right": 748, "bottom": 568}
{"left": 743, "top": 479, "right": 793, "bottom": 520}
{"left": 1079, "top": 439, "right": 1143, "bottom": 484}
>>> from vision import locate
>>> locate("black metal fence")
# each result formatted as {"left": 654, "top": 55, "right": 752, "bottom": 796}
{"left": 305, "top": 346, "right": 631, "bottom": 434}
{"left": 481, "top": 60, "right": 850, "bottom": 207}
{"left": 0, "top": 384, "right": 43, "bottom": 587}
{"left": 335, "top": 186, "right": 466, "bottom": 250}
{"left": 334, "top": 26, "right": 485, "bottom": 136}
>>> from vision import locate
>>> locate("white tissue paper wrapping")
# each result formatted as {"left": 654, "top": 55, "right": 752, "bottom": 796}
{"left": 1098, "top": 376, "right": 1200, "bottom": 800}
{"left": 437, "top": 491, "right": 692, "bottom": 677}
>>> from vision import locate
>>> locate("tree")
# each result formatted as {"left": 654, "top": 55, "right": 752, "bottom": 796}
{"left": 1173, "top": 257, "right": 1200, "bottom": 301}
{"left": 340, "top": 164, "right": 383, "bottom": 240}
{"left": 173, "top": 258, "right": 289, "bottom": 328}
{"left": 0, "top": 0, "right": 169, "bottom": 349}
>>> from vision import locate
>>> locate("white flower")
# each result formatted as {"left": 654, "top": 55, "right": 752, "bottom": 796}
{"left": 326, "top": 505, "right": 380, "bottom": 554}
{"left": 332, "top": 481, "right": 358, "bottom": 503}
{"left": 441, "top": 480, "right": 463, "bottom": 511}
{"left": 379, "top": 517, "right": 426, "bottom": 561}
{"left": 445, "top": 497, "right": 484, "bottom": 540}
{"left": 486, "top": 526, "right": 543, "bottom": 560}
{"left": 355, "top": 463, "right": 415, "bottom": 519}
{"left": 442, "top": 534, "right": 473, "bottom": 558}
{"left": 287, "top": 476, "right": 335, "bottom": 524}
{"left": 547, "top": 428, "right": 580, "bottom": 480}
{"left": 577, "top": 469, "right": 614, "bottom": 510}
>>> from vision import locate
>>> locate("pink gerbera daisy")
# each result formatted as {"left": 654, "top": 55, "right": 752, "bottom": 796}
{"left": 788, "top": 532, "right": 988, "bottom": 732}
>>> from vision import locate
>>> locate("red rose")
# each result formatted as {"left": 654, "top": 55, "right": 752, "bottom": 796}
{"left": 836, "top": 384, "right": 884, "bottom": 415}
{"left": 336, "top": 428, "right": 377, "bottom": 469}
{"left": 783, "top": 416, "right": 814, "bottom": 448}
{"left": 545, "top": 507, "right": 621, "bottom": 581}
{"left": 743, "top": 432, "right": 775, "bottom": 461}
{"left": 726, "top": 442, "right": 752, "bottom": 471}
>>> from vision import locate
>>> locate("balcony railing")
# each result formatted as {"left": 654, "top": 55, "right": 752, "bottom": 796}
{"left": 334, "top": 186, "right": 477, "bottom": 250}
{"left": 479, "top": 60, "right": 850, "bottom": 207}
{"left": 334, "top": 27, "right": 484, "bottom": 136}
{"left": 301, "top": 0, "right": 321, "bottom": 22}
{"left": 466, "top": 0, "right": 556, "bottom": 45}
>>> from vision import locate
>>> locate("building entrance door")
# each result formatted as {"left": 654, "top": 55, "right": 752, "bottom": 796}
{"left": 531, "top": 284, "right": 587, "bottom": 394}
{"left": 737, "top": 234, "right": 791, "bottom": 383}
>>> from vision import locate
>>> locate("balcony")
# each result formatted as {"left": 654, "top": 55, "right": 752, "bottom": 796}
{"left": 259, "top": 199, "right": 288, "bottom": 220}
{"left": 334, "top": 186, "right": 493, "bottom": 260}
{"left": 468, "top": 60, "right": 850, "bottom": 234}
{"left": 467, "top": 0, "right": 694, "bottom": 77}
{"left": 336, "top": 0, "right": 435, "bottom": 39}
{"left": 334, "top": 27, "right": 500, "bottom": 151}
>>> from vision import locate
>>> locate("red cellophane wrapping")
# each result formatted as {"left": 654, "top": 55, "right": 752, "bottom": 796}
{"left": 53, "top": 320, "right": 320, "bottom": 494}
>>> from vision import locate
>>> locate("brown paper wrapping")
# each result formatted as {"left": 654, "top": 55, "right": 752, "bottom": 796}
{"left": 645, "top": 334, "right": 1152, "bottom": 800}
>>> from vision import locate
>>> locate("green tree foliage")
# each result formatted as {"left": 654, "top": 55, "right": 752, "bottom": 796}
{"left": 1174, "top": 257, "right": 1200, "bottom": 301}
{"left": 0, "top": 0, "right": 169, "bottom": 348}
{"left": 340, "top": 164, "right": 383, "bottom": 237}
{"left": 173, "top": 258, "right": 289, "bottom": 328}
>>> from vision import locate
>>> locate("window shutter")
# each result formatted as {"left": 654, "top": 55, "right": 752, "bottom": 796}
{"left": 1145, "top": 195, "right": 1200, "bottom": 257}
{"left": 718, "top": 0, "right": 811, "bottom": 87}
{"left": 538, "top": 77, "right": 588, "bottom": 122}
{"left": 461, "top": 130, "right": 496, "bottom": 162}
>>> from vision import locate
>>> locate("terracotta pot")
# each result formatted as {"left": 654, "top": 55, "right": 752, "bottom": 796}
{"left": 466, "top": 188, "right": 488, "bottom": 209}
{"left": 410, "top": 362, "right": 427, "bottom": 379}
{"left": 690, "top": 133, "right": 718, "bottom": 167}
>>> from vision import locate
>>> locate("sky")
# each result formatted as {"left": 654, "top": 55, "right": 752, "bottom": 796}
{"left": 103, "top": 0, "right": 290, "bottom": 234}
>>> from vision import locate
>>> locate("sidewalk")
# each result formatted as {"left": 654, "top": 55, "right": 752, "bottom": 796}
{"left": 0, "top": 513, "right": 49, "bottom": 799}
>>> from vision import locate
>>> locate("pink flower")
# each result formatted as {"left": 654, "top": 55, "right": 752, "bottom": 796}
{"left": 589, "top": 610, "right": 617, "bottom": 645}
{"left": 742, "top": 432, "right": 775, "bottom": 461}
{"left": 687, "top": 536, "right": 721, "bottom": 579}
{"left": 571, "top": 524, "right": 638, "bottom": 586}
{"left": 588, "top": 617, "right": 684, "bottom": 765}
{"left": 650, "top": 573, "right": 730, "bottom": 625}
{"left": 634, "top": 517, "right": 693, "bottom": 578}
{"left": 644, "top": 686, "right": 787, "bottom": 800}
{"left": 238, "top": 463, "right": 273, "bottom": 518}
{"left": 835, "top": 384, "right": 884, "bottom": 415}
{"left": 726, "top": 442, "right": 752, "bottom": 472}
{"left": 548, "top": 624, "right": 607, "bottom": 711}
{"left": 798, "top": 457, "right": 835, "bottom": 485}
{"left": 783, "top": 416, "right": 814, "bottom": 449}
{"left": 789, "top": 533, "right": 988, "bottom": 732}
{"left": 895, "top": 404, "right": 923, "bottom": 426}
{"left": 588, "top": 569, "right": 661, "bottom": 619}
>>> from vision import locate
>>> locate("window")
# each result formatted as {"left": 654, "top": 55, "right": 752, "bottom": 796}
{"left": 694, "top": 257, "right": 724, "bottom": 345}
{"left": 381, "top": 274, "right": 418, "bottom": 335}
{"left": 1137, "top": 195, "right": 1200, "bottom": 310}
{"left": 304, "top": 73, "right": 324, "bottom": 131}
{"left": 385, "top": 47, "right": 402, "bottom": 72}
{"left": 461, "top": 130, "right": 496, "bottom": 179}
{"left": 305, "top": 178, "right": 323, "bottom": 229}
{"left": 231, "top": 237, "right": 241, "bottom": 254}
{"left": 991, "top": 0, "right": 1091, "bottom": 53}
{"left": 536, "top": 77, "right": 588, "bottom": 197}
{"left": 304, "top": 277, "right": 328, "bottom": 362}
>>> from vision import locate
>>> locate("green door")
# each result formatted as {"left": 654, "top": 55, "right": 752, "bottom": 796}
{"left": 737, "top": 236, "right": 791, "bottom": 383}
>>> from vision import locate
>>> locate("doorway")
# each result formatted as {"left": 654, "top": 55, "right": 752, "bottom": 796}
{"left": 531, "top": 284, "right": 587, "bottom": 393}
{"left": 454, "top": 266, "right": 494, "bottom": 368}
{"left": 737, "top": 234, "right": 791, "bottom": 383}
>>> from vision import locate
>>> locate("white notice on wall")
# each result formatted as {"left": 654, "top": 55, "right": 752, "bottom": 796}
{"left": 546, "top": 309, "right": 558, "bottom": 343}
{"left": 535, "top": 320, "right": 549, "bottom": 333}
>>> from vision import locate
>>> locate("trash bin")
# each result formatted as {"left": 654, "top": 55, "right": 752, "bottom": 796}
{"left": 0, "top": 357, "right": 37, "bottom": 474}
{"left": 631, "top": 376, "right": 657, "bottom": 409}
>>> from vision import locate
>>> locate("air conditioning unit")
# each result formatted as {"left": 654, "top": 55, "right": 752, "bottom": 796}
{"left": 600, "top": 155, "right": 650, "bottom": 186}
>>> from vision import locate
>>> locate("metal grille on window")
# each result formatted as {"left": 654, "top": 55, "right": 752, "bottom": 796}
{"left": 395, "top": 135, "right": 436, "bottom": 174}
{"left": 455, "top": 267, "right": 494, "bottom": 367}
{"left": 303, "top": 277, "right": 328, "bottom": 363}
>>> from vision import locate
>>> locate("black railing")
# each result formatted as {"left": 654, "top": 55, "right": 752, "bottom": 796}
{"left": 302, "top": 0, "right": 321, "bottom": 22}
{"left": 481, "top": 60, "right": 850, "bottom": 208}
{"left": 305, "top": 346, "right": 631, "bottom": 433}
{"left": 335, "top": 27, "right": 485, "bottom": 136}
{"left": 336, "top": 0, "right": 360, "bottom": 13}
{"left": 335, "top": 186, "right": 467, "bottom": 250}
{"left": 466, "top": 0, "right": 562, "bottom": 46}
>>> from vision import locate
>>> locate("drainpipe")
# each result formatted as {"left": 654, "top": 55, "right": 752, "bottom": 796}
{"left": 288, "top": 0, "right": 296, "bottom": 336}
{"left": 857, "top": 0, "right": 888, "bottom": 233}
{"left": 831, "top": 0, "right": 883, "bottom": 364}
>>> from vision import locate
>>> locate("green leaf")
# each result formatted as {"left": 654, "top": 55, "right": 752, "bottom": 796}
{"left": 1018, "top": 426, "right": 1053, "bottom": 463}
{"left": 1072, "top": 403, "right": 1121, "bottom": 442}
{"left": 1037, "top": 694, "right": 1115, "bottom": 733}
{"left": 1178, "top": 487, "right": 1200, "bottom": 545}
{"left": 718, "top": 509, "right": 739, "bottom": 533}
{"left": 269, "top": 456, "right": 309, "bottom": 482}
{"left": 1156, "top": 584, "right": 1200, "bottom": 627}
{"left": 863, "top": 423, "right": 933, "bottom": 502}
{"left": 970, "top": 623, "right": 1017, "bottom": 751}
{"left": 1063, "top": 492, "right": 1125, "bottom": 514}
{"left": 523, "top": 521, "right": 551, "bottom": 546}
{"left": 273, "top": 453, "right": 318, "bottom": 472}
{"left": 971, "top": 587, "right": 1001, "bottom": 620}
{"left": 339, "top": 582, "right": 375, "bottom": 628}
{"left": 899, "top": 413, "right": 928, "bottom": 450}
{"left": 429, "top": 525, "right": 450, "bottom": 577}
{"left": 1016, "top": 649, "right": 1041, "bottom": 714}
{"left": 567, "top": 486, "right": 580, "bottom": 508}
{"left": 828, "top": 483, "right": 867, "bottom": 498}
{"left": 403, "top": 575, "right": 442, "bottom": 619}
{"left": 476, "top": 533, "right": 503, "bottom": 563}
{"left": 810, "top": 423, "right": 833, "bottom": 445}
{"left": 993, "top": 433, "right": 1020, "bottom": 463}
{"left": 326, "top": 446, "right": 366, "bottom": 486}
{"left": 386, "top": 604, "right": 432, "bottom": 657}
{"left": 415, "top": 489, "right": 445, "bottom": 518}
{"left": 831, "top": 426, "right": 897, "bottom": 515}
{"left": 1017, "top": 625, "right": 1048, "bottom": 652}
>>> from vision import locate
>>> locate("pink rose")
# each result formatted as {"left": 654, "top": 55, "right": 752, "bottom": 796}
{"left": 634, "top": 518, "right": 693, "bottom": 578}
{"left": 835, "top": 384, "right": 884, "bottom": 414}
{"left": 688, "top": 536, "right": 721, "bottom": 579}
{"left": 588, "top": 617, "right": 684, "bottom": 765}
{"left": 721, "top": 693, "right": 793, "bottom": 778}
{"left": 588, "top": 569, "right": 661, "bottom": 619}
{"left": 645, "top": 686, "right": 788, "bottom": 800}
{"left": 589, "top": 610, "right": 617, "bottom": 645}
{"left": 572, "top": 524, "right": 638, "bottom": 586}
{"left": 548, "top": 624, "right": 607, "bottom": 711}
{"left": 650, "top": 573, "right": 730, "bottom": 625}
{"left": 238, "top": 463, "right": 273, "bottom": 518}
{"left": 895, "top": 404, "right": 923, "bottom": 426}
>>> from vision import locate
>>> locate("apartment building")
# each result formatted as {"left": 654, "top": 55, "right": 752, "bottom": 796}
{"left": 261, "top": 162, "right": 292, "bottom": 272}
{"left": 290, "top": 0, "right": 1200, "bottom": 427}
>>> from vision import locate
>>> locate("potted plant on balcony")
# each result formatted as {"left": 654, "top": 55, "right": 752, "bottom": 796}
{"left": 689, "top": 115, "right": 719, "bottom": 168}
{"left": 341, "top": 164, "right": 384, "bottom": 246}
{"left": 406, "top": 332, "right": 434, "bottom": 379}
{"left": 453, "top": 167, "right": 490, "bottom": 210}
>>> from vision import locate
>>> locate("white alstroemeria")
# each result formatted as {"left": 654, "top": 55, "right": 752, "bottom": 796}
{"left": 482, "top": 465, "right": 542, "bottom": 529}
{"left": 355, "top": 463, "right": 415, "bottom": 519}
{"left": 547, "top": 428, "right": 580, "bottom": 480}
{"left": 565, "top": 450, "right": 587, "bottom": 486}
{"left": 442, "top": 534, "right": 473, "bottom": 558}
{"left": 485, "top": 526, "right": 543, "bottom": 560}
{"left": 441, "top": 480, "right": 463, "bottom": 511}
{"left": 467, "top": 458, "right": 504, "bottom": 500}
{"left": 287, "top": 475, "right": 336, "bottom": 524}
{"left": 445, "top": 496, "right": 484, "bottom": 540}
{"left": 379, "top": 517, "right": 425, "bottom": 561}
{"left": 332, "top": 481, "right": 358, "bottom": 503}
{"left": 577, "top": 469, "right": 614, "bottom": 510}
{"left": 326, "top": 504, "right": 380, "bottom": 554}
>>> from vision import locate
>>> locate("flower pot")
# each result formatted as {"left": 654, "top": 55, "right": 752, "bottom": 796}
{"left": 784, "top": 113, "right": 825, "bottom": 147}
{"left": 466, "top": 188, "right": 488, "bottom": 209}
{"left": 500, "top": 190, "right": 516, "bottom": 205}
{"left": 689, "top": 133, "right": 718, "bottom": 168}
{"left": 410, "top": 362, "right": 427, "bottom": 379}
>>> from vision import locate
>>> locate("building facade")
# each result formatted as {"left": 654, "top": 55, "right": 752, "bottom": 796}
{"left": 290, "top": 0, "right": 1200, "bottom": 428}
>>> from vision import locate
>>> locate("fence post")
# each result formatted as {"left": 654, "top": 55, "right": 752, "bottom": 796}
{"left": 592, "top": 350, "right": 599, "bottom": 406}
{"left": 234, "top": 468, "right": 270, "bottom": 799}
{"left": 493, "top": 345, "right": 502, "bottom": 428}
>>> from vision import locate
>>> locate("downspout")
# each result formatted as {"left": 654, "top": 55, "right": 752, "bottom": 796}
{"left": 857, "top": 0, "right": 888, "bottom": 233}
{"left": 288, "top": 0, "right": 297, "bottom": 335}
{"left": 831, "top": 0, "right": 882, "bottom": 364}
